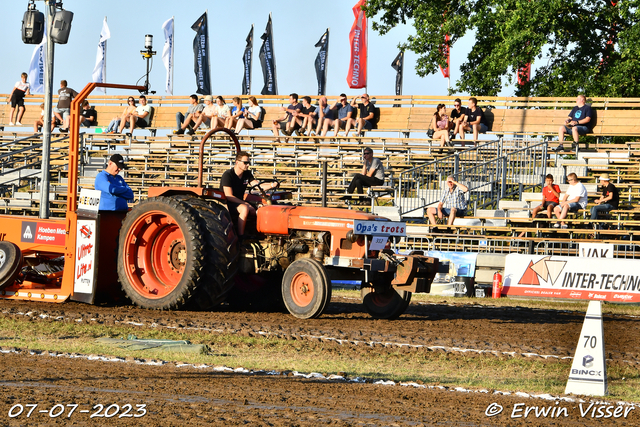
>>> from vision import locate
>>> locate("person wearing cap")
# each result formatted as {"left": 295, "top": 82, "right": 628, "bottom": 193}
{"left": 190, "top": 95, "right": 216, "bottom": 134}
{"left": 94, "top": 154, "right": 133, "bottom": 211}
{"left": 341, "top": 147, "right": 385, "bottom": 204}
{"left": 591, "top": 173, "right": 619, "bottom": 222}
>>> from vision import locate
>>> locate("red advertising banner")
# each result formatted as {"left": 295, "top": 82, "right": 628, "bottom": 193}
{"left": 504, "top": 254, "right": 640, "bottom": 303}
{"left": 440, "top": 33, "right": 450, "bottom": 78}
{"left": 517, "top": 62, "right": 531, "bottom": 86}
{"left": 20, "top": 221, "right": 66, "bottom": 246}
{"left": 347, "top": 0, "right": 367, "bottom": 89}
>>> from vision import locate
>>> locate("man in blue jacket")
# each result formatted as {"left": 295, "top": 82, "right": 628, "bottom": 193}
{"left": 94, "top": 154, "right": 133, "bottom": 211}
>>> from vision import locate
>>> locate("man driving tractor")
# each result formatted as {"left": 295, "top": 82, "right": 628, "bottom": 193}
{"left": 220, "top": 151, "right": 278, "bottom": 240}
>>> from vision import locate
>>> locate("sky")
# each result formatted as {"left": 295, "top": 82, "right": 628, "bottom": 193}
{"left": 0, "top": 1, "right": 518, "bottom": 99}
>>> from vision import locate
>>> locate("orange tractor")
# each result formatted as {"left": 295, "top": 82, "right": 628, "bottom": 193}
{"left": 0, "top": 83, "right": 439, "bottom": 319}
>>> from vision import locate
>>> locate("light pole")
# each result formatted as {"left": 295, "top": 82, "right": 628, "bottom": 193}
{"left": 39, "top": 0, "right": 56, "bottom": 219}
{"left": 140, "top": 35, "right": 156, "bottom": 95}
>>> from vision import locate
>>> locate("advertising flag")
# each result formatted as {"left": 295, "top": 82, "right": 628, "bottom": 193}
{"left": 391, "top": 50, "right": 404, "bottom": 107}
{"left": 242, "top": 25, "right": 253, "bottom": 95}
{"left": 259, "top": 15, "right": 277, "bottom": 95}
{"left": 28, "top": 26, "right": 46, "bottom": 94}
{"left": 517, "top": 63, "right": 531, "bottom": 86}
{"left": 191, "top": 12, "right": 211, "bottom": 95}
{"left": 314, "top": 29, "right": 329, "bottom": 95}
{"left": 347, "top": 0, "right": 367, "bottom": 89}
{"left": 162, "top": 17, "right": 174, "bottom": 95}
{"left": 91, "top": 17, "right": 110, "bottom": 93}
{"left": 440, "top": 33, "right": 450, "bottom": 78}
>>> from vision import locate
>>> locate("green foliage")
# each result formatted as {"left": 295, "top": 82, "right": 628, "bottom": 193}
{"left": 365, "top": 0, "right": 640, "bottom": 97}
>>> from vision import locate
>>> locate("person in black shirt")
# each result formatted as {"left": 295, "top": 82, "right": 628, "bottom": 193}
{"left": 590, "top": 173, "right": 619, "bottom": 221}
{"left": 461, "top": 97, "right": 488, "bottom": 141}
{"left": 220, "top": 151, "right": 278, "bottom": 238}
{"left": 79, "top": 100, "right": 97, "bottom": 127}
{"left": 557, "top": 95, "right": 594, "bottom": 152}
{"left": 449, "top": 98, "right": 467, "bottom": 140}
{"left": 351, "top": 93, "right": 377, "bottom": 136}
{"left": 296, "top": 96, "right": 317, "bottom": 136}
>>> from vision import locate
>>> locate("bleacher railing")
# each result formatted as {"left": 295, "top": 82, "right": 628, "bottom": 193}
{"left": 394, "top": 138, "right": 548, "bottom": 216}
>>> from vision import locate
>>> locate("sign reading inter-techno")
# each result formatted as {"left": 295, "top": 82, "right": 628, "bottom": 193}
{"left": 503, "top": 254, "right": 640, "bottom": 303}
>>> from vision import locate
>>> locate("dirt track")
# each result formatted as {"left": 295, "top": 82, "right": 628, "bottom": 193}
{"left": 0, "top": 297, "right": 639, "bottom": 426}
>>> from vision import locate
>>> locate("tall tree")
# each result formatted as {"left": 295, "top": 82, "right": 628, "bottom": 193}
{"left": 365, "top": 0, "right": 640, "bottom": 97}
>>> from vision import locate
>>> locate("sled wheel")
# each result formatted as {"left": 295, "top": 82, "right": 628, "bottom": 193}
{"left": 361, "top": 285, "right": 411, "bottom": 320}
{"left": 0, "top": 242, "right": 22, "bottom": 291}
{"left": 282, "top": 258, "right": 331, "bottom": 319}
{"left": 118, "top": 197, "right": 206, "bottom": 310}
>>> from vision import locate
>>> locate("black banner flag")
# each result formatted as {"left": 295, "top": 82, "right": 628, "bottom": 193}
{"left": 259, "top": 15, "right": 277, "bottom": 95}
{"left": 242, "top": 25, "right": 253, "bottom": 95}
{"left": 314, "top": 29, "right": 329, "bottom": 96}
{"left": 391, "top": 51, "right": 404, "bottom": 107}
{"left": 191, "top": 12, "right": 211, "bottom": 95}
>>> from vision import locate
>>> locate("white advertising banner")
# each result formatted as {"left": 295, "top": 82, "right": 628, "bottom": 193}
{"left": 578, "top": 242, "right": 614, "bottom": 259}
{"left": 74, "top": 219, "right": 97, "bottom": 294}
{"left": 504, "top": 254, "right": 640, "bottom": 303}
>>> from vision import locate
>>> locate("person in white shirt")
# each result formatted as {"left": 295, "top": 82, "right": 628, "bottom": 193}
{"left": 235, "top": 96, "right": 263, "bottom": 133}
{"left": 8, "top": 72, "right": 30, "bottom": 126}
{"left": 553, "top": 172, "right": 588, "bottom": 229}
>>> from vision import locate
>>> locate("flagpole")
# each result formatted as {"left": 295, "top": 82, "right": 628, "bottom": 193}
{"left": 171, "top": 16, "right": 175, "bottom": 96}
{"left": 325, "top": 28, "right": 330, "bottom": 96}
{"left": 103, "top": 16, "right": 107, "bottom": 94}
{"left": 206, "top": 10, "right": 211, "bottom": 94}
{"left": 269, "top": 12, "right": 278, "bottom": 95}
{"left": 365, "top": 13, "right": 368, "bottom": 94}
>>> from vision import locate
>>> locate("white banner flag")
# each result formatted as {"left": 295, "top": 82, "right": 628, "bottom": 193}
{"left": 28, "top": 28, "right": 46, "bottom": 94}
{"left": 162, "top": 17, "right": 174, "bottom": 95}
{"left": 91, "top": 17, "right": 110, "bottom": 93}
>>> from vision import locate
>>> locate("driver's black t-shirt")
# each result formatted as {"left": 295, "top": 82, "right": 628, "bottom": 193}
{"left": 220, "top": 168, "right": 255, "bottom": 200}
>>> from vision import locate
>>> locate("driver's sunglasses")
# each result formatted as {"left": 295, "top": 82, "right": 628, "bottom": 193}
{"left": 454, "top": 104, "right": 460, "bottom": 107}
{"left": 239, "top": 160, "right": 251, "bottom": 165}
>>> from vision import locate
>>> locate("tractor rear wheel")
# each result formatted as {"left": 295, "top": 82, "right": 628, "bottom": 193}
{"left": 361, "top": 285, "right": 411, "bottom": 320}
{"left": 118, "top": 197, "right": 212, "bottom": 310}
{"left": 282, "top": 258, "right": 331, "bottom": 319}
{"left": 0, "top": 241, "right": 22, "bottom": 290}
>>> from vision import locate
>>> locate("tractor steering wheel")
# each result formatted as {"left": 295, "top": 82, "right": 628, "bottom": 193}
{"left": 248, "top": 179, "right": 280, "bottom": 204}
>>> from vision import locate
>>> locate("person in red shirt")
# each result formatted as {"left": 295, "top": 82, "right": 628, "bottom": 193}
{"left": 533, "top": 174, "right": 561, "bottom": 219}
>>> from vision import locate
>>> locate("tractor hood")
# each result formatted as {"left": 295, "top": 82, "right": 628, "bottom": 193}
{"left": 257, "top": 205, "right": 386, "bottom": 235}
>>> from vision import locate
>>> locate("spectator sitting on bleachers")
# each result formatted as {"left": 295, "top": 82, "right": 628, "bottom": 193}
{"left": 340, "top": 147, "right": 384, "bottom": 204}
{"left": 318, "top": 96, "right": 337, "bottom": 137}
{"left": 533, "top": 174, "right": 561, "bottom": 220}
{"left": 351, "top": 93, "right": 377, "bottom": 137}
{"left": 427, "top": 176, "right": 468, "bottom": 227}
{"left": 461, "top": 97, "right": 488, "bottom": 141}
{"left": 8, "top": 72, "right": 30, "bottom": 126}
{"left": 118, "top": 95, "right": 151, "bottom": 134}
{"left": 449, "top": 98, "right": 466, "bottom": 140}
{"left": 225, "top": 97, "right": 245, "bottom": 130}
{"left": 54, "top": 80, "right": 78, "bottom": 132}
{"left": 553, "top": 172, "right": 587, "bottom": 229}
{"left": 234, "top": 96, "right": 263, "bottom": 133}
{"left": 296, "top": 96, "right": 317, "bottom": 137}
{"left": 191, "top": 95, "right": 216, "bottom": 134}
{"left": 590, "top": 173, "right": 619, "bottom": 224}
{"left": 106, "top": 97, "right": 136, "bottom": 134}
{"left": 332, "top": 93, "right": 356, "bottom": 137}
{"left": 272, "top": 93, "right": 302, "bottom": 143}
{"left": 557, "top": 95, "right": 593, "bottom": 152}
{"left": 430, "top": 104, "right": 452, "bottom": 147}
{"left": 33, "top": 103, "right": 50, "bottom": 133}
{"left": 79, "top": 100, "right": 97, "bottom": 127}
{"left": 175, "top": 94, "right": 204, "bottom": 135}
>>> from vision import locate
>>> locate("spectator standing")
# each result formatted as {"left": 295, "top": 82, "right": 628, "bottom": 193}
{"left": 8, "top": 72, "right": 30, "bottom": 126}
{"left": 235, "top": 96, "right": 263, "bottom": 133}
{"left": 427, "top": 176, "right": 469, "bottom": 227}
{"left": 175, "top": 94, "right": 204, "bottom": 135}
{"left": 590, "top": 173, "right": 619, "bottom": 222}
{"left": 53, "top": 80, "right": 78, "bottom": 132}
{"left": 225, "top": 97, "right": 245, "bottom": 130}
{"left": 119, "top": 95, "right": 151, "bottom": 134}
{"left": 352, "top": 93, "right": 377, "bottom": 136}
{"left": 461, "top": 97, "right": 488, "bottom": 141}
{"left": 94, "top": 154, "right": 133, "bottom": 211}
{"left": 106, "top": 97, "right": 136, "bottom": 134}
{"left": 449, "top": 98, "right": 467, "bottom": 140}
{"left": 342, "top": 147, "right": 385, "bottom": 203}
{"left": 220, "top": 151, "right": 278, "bottom": 239}
{"left": 557, "top": 95, "right": 594, "bottom": 152}
{"left": 332, "top": 93, "right": 355, "bottom": 137}
{"left": 296, "top": 96, "right": 317, "bottom": 136}
{"left": 553, "top": 172, "right": 588, "bottom": 229}
{"left": 79, "top": 101, "right": 97, "bottom": 127}
{"left": 430, "top": 104, "right": 452, "bottom": 147}
{"left": 271, "top": 93, "right": 302, "bottom": 142}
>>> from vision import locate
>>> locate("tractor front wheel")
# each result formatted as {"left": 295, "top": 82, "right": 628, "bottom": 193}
{"left": 0, "top": 241, "right": 22, "bottom": 290}
{"left": 361, "top": 285, "right": 411, "bottom": 320}
{"left": 282, "top": 258, "right": 331, "bottom": 319}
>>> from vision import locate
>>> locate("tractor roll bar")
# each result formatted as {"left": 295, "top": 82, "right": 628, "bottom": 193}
{"left": 198, "top": 128, "right": 241, "bottom": 188}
